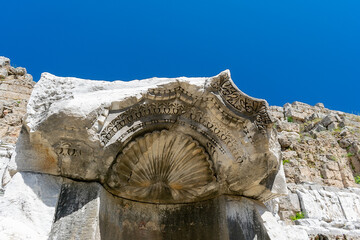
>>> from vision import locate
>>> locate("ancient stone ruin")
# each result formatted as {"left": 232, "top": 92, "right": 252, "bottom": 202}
{"left": 1, "top": 57, "right": 360, "bottom": 239}
{"left": 1, "top": 66, "right": 290, "bottom": 239}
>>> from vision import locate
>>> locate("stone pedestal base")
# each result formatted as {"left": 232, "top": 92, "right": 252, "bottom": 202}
{"left": 49, "top": 178, "right": 285, "bottom": 240}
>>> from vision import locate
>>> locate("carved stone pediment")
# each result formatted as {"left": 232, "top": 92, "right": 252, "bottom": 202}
{"left": 15, "top": 70, "right": 286, "bottom": 203}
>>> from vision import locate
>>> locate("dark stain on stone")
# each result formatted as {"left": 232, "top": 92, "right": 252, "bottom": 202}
{"left": 99, "top": 195, "right": 272, "bottom": 240}
{"left": 226, "top": 200, "right": 270, "bottom": 240}
{"left": 99, "top": 196, "right": 163, "bottom": 240}
{"left": 160, "top": 199, "right": 224, "bottom": 240}
{"left": 54, "top": 182, "right": 99, "bottom": 222}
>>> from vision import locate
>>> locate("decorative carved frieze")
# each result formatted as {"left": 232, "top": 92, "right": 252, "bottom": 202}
{"left": 100, "top": 100, "right": 187, "bottom": 145}
{"left": 209, "top": 71, "right": 273, "bottom": 132}
{"left": 55, "top": 142, "right": 81, "bottom": 157}
{"left": 99, "top": 97, "right": 247, "bottom": 164}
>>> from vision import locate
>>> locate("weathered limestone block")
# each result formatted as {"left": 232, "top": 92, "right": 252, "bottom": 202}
{"left": 337, "top": 192, "right": 360, "bottom": 221}
{"left": 49, "top": 180, "right": 101, "bottom": 240}
{"left": 266, "top": 183, "right": 360, "bottom": 240}
{"left": 268, "top": 106, "right": 284, "bottom": 120}
{"left": 12, "top": 70, "right": 286, "bottom": 203}
{"left": 2, "top": 70, "right": 288, "bottom": 239}
{"left": 277, "top": 121, "right": 301, "bottom": 133}
{"left": 0, "top": 57, "right": 10, "bottom": 68}
{"left": 297, "top": 188, "right": 345, "bottom": 222}
{"left": 0, "top": 172, "right": 62, "bottom": 240}
{"left": 321, "top": 114, "right": 341, "bottom": 128}
{"left": 282, "top": 226, "right": 309, "bottom": 240}
{"left": 283, "top": 101, "right": 330, "bottom": 123}
{"left": 0, "top": 68, "right": 7, "bottom": 79}
{"left": 48, "top": 178, "right": 285, "bottom": 240}
{"left": 278, "top": 193, "right": 301, "bottom": 213}
{"left": 278, "top": 131, "right": 300, "bottom": 149}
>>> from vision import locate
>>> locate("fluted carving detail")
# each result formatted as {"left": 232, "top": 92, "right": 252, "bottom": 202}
{"left": 106, "top": 130, "right": 217, "bottom": 203}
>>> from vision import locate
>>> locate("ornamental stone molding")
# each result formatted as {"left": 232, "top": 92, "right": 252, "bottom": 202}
{"left": 11, "top": 70, "right": 286, "bottom": 204}
{"left": 0, "top": 70, "right": 290, "bottom": 239}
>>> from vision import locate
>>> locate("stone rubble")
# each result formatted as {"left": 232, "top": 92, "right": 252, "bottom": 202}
{"left": 267, "top": 101, "right": 360, "bottom": 240}
{"left": 267, "top": 183, "right": 360, "bottom": 239}
{"left": 0, "top": 56, "right": 35, "bottom": 144}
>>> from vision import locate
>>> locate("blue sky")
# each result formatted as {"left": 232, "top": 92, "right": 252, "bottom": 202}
{"left": 2, "top": 1, "right": 360, "bottom": 113}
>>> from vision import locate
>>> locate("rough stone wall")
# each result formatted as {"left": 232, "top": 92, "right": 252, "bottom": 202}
{"left": 0, "top": 56, "right": 35, "bottom": 144}
{"left": 267, "top": 102, "right": 360, "bottom": 240}
{"left": 269, "top": 102, "right": 360, "bottom": 188}
{"left": 0, "top": 57, "right": 34, "bottom": 193}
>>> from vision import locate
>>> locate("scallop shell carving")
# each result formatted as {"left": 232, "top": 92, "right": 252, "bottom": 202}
{"left": 105, "top": 130, "right": 217, "bottom": 203}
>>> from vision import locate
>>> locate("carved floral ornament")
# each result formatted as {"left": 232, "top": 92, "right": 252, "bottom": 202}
{"left": 209, "top": 71, "right": 273, "bottom": 132}
{"left": 55, "top": 142, "right": 82, "bottom": 157}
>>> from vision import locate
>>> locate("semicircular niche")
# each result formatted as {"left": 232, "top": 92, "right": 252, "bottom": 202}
{"left": 105, "top": 130, "right": 218, "bottom": 203}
